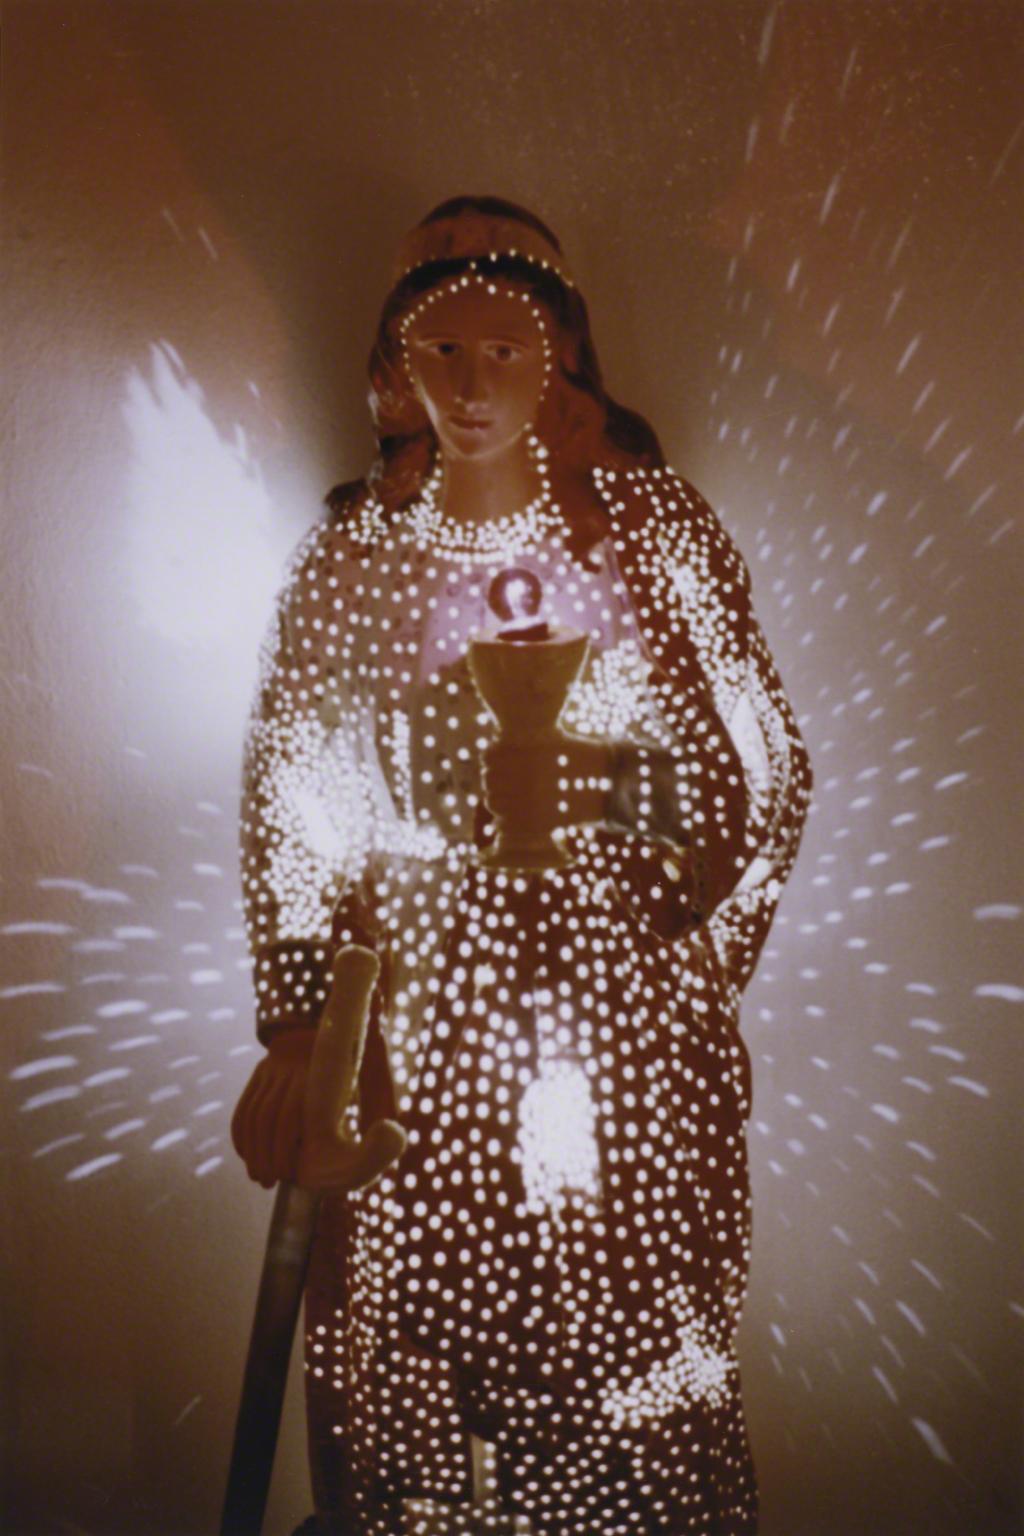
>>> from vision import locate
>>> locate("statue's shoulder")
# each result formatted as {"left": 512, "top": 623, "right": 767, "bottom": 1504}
{"left": 662, "top": 469, "right": 750, "bottom": 590}
{"left": 589, "top": 462, "right": 724, "bottom": 546}
{"left": 323, "top": 477, "right": 388, "bottom": 556}
{"left": 275, "top": 480, "right": 384, "bottom": 603}
{"left": 591, "top": 462, "right": 751, "bottom": 605}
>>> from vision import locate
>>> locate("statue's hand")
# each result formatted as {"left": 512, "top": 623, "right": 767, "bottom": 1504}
{"left": 482, "top": 733, "right": 613, "bottom": 830}
{"left": 230, "top": 946, "right": 405, "bottom": 1193}
{"left": 295, "top": 944, "right": 406, "bottom": 1192}
{"left": 230, "top": 1029, "right": 316, "bottom": 1190}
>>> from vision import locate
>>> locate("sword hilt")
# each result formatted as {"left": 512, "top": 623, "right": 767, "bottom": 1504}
{"left": 297, "top": 942, "right": 406, "bottom": 1192}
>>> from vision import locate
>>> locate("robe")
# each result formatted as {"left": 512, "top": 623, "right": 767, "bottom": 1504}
{"left": 239, "top": 464, "right": 812, "bottom": 1535}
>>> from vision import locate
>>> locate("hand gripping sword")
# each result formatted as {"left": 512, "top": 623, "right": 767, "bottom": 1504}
{"left": 220, "top": 944, "right": 406, "bottom": 1536}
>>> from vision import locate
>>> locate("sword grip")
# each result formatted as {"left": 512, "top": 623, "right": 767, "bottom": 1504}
{"left": 297, "top": 943, "right": 406, "bottom": 1192}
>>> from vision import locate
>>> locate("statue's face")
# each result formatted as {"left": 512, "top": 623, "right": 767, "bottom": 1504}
{"left": 402, "top": 281, "right": 549, "bottom": 464}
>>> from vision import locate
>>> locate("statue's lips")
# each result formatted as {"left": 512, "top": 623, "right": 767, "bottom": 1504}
{"left": 449, "top": 415, "right": 493, "bottom": 431}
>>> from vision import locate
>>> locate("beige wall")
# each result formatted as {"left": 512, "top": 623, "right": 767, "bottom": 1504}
{"left": 2, "top": 2, "right": 1021, "bottom": 1532}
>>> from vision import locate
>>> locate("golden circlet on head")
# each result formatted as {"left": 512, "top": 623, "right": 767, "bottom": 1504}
{"left": 389, "top": 211, "right": 576, "bottom": 291}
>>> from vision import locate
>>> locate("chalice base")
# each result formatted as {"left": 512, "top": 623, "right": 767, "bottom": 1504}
{"left": 473, "top": 827, "right": 573, "bottom": 872}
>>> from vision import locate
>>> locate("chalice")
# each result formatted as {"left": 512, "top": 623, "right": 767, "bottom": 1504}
{"left": 468, "top": 566, "right": 590, "bottom": 872}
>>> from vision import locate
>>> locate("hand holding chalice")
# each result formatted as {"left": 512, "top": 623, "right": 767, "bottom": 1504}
{"left": 470, "top": 566, "right": 613, "bottom": 871}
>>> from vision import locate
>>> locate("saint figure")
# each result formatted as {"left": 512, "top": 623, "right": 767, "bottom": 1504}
{"left": 232, "top": 194, "right": 812, "bottom": 1535}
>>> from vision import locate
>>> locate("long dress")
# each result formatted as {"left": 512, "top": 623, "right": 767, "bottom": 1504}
{"left": 239, "top": 464, "right": 812, "bottom": 1536}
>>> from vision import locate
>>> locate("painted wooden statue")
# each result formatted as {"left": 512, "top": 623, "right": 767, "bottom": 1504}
{"left": 231, "top": 194, "right": 812, "bottom": 1535}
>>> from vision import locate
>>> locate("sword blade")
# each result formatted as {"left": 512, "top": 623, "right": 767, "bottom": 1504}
{"left": 219, "top": 1180, "right": 321, "bottom": 1536}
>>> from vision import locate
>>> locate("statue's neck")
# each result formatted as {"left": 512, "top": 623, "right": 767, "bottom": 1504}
{"left": 437, "top": 440, "right": 544, "bottom": 527}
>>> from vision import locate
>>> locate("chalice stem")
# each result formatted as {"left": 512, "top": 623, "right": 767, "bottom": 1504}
{"left": 468, "top": 627, "right": 590, "bottom": 873}
{"left": 482, "top": 722, "right": 573, "bottom": 871}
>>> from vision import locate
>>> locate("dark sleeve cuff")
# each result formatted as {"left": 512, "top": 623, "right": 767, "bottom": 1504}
{"left": 253, "top": 939, "right": 332, "bottom": 1046}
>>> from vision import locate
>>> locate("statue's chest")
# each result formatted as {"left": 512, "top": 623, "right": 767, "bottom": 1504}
{"left": 361, "top": 538, "right": 630, "bottom": 708}
{"left": 352, "top": 537, "right": 648, "bottom": 823}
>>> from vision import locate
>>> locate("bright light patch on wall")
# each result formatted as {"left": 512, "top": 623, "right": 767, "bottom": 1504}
{"left": 122, "top": 341, "right": 281, "bottom": 650}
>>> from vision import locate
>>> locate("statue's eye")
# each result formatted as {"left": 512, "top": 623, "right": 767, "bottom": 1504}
{"left": 490, "top": 343, "right": 519, "bottom": 363}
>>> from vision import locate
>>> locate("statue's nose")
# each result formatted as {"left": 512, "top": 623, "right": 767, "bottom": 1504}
{"left": 454, "top": 347, "right": 487, "bottom": 406}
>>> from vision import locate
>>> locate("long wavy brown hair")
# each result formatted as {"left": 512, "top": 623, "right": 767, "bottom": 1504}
{"left": 326, "top": 194, "right": 667, "bottom": 564}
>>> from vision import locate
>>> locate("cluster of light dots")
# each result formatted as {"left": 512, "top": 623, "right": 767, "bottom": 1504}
{"left": 238, "top": 408, "right": 810, "bottom": 1530}
{"left": 600, "top": 1284, "right": 735, "bottom": 1431}
{"left": 7, "top": 772, "right": 253, "bottom": 1187}
{"left": 688, "top": 10, "right": 1023, "bottom": 1509}
{"left": 516, "top": 1053, "right": 601, "bottom": 1221}
{"left": 401, "top": 431, "right": 563, "bottom": 571}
